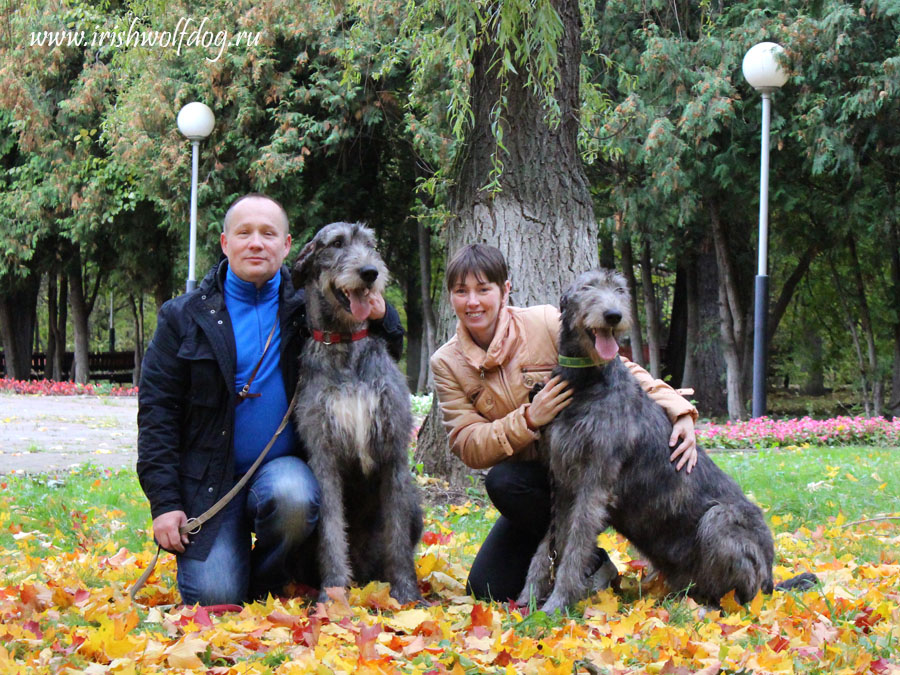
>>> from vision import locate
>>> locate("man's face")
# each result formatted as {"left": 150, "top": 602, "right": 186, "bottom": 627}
{"left": 220, "top": 197, "right": 292, "bottom": 288}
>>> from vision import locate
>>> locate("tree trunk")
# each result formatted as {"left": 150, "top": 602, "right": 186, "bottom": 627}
{"left": 769, "top": 243, "right": 818, "bottom": 341}
{"left": 618, "top": 233, "right": 644, "bottom": 367}
{"left": 599, "top": 228, "right": 615, "bottom": 269}
{"left": 640, "top": 239, "right": 661, "bottom": 377}
{"left": 829, "top": 252, "right": 872, "bottom": 416}
{"left": 417, "top": 221, "right": 437, "bottom": 393}
{"left": 415, "top": 0, "right": 599, "bottom": 483}
{"left": 886, "top": 219, "right": 900, "bottom": 414}
{"left": 0, "top": 271, "right": 39, "bottom": 380}
{"left": 681, "top": 260, "right": 700, "bottom": 391}
{"left": 57, "top": 273, "right": 68, "bottom": 380}
{"left": 68, "top": 250, "right": 104, "bottom": 384}
{"left": 403, "top": 220, "right": 425, "bottom": 394}
{"left": 691, "top": 240, "right": 728, "bottom": 417}
{"left": 664, "top": 262, "right": 688, "bottom": 387}
{"left": 129, "top": 293, "right": 144, "bottom": 386}
{"left": 47, "top": 271, "right": 58, "bottom": 380}
{"left": 709, "top": 201, "right": 746, "bottom": 419}
{"left": 801, "top": 328, "right": 826, "bottom": 396}
{"left": 847, "top": 235, "right": 882, "bottom": 416}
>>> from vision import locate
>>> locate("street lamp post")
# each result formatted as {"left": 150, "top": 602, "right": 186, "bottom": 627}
{"left": 742, "top": 42, "right": 788, "bottom": 419}
{"left": 176, "top": 102, "right": 216, "bottom": 292}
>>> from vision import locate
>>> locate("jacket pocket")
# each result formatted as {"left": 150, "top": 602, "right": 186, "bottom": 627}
{"left": 177, "top": 341, "right": 222, "bottom": 408}
{"left": 520, "top": 365, "right": 555, "bottom": 389}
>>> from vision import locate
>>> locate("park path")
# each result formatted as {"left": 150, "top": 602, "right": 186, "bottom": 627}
{"left": 0, "top": 394, "right": 137, "bottom": 474}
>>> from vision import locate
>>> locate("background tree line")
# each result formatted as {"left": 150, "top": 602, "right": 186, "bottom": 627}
{"left": 1, "top": 0, "right": 898, "bottom": 425}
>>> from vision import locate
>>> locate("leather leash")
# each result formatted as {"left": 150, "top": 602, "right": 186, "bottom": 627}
{"left": 130, "top": 314, "right": 293, "bottom": 605}
{"left": 237, "top": 315, "right": 279, "bottom": 403}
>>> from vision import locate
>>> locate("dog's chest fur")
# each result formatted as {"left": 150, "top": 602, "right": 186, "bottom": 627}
{"left": 545, "top": 360, "right": 670, "bottom": 486}
{"left": 296, "top": 339, "right": 408, "bottom": 475}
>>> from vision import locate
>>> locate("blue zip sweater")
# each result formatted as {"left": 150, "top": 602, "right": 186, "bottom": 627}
{"left": 224, "top": 268, "right": 298, "bottom": 474}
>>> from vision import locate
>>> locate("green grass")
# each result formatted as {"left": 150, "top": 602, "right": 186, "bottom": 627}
{"left": 0, "top": 446, "right": 895, "bottom": 568}
{"left": 0, "top": 465, "right": 151, "bottom": 556}
{"left": 712, "top": 446, "right": 899, "bottom": 524}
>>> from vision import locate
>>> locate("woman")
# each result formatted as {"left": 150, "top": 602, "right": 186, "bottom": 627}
{"left": 430, "top": 244, "right": 699, "bottom": 602}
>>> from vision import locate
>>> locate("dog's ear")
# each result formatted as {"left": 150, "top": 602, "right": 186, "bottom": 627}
{"left": 559, "top": 286, "right": 571, "bottom": 314}
{"left": 291, "top": 239, "right": 318, "bottom": 288}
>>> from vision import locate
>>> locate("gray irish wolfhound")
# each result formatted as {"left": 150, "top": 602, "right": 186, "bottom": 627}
{"left": 291, "top": 222, "right": 422, "bottom": 605}
{"left": 519, "top": 269, "right": 815, "bottom": 613}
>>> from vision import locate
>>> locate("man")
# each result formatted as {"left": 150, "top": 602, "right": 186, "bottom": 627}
{"left": 137, "top": 193, "right": 403, "bottom": 605}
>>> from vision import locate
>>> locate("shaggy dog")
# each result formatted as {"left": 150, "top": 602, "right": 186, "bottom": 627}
{"left": 518, "top": 269, "right": 815, "bottom": 613}
{"left": 292, "top": 222, "right": 422, "bottom": 604}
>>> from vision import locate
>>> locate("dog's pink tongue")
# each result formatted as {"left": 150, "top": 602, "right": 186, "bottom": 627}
{"left": 349, "top": 289, "right": 372, "bottom": 322}
{"left": 595, "top": 331, "right": 619, "bottom": 362}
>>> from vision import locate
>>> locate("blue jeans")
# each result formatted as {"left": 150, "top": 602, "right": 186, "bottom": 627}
{"left": 176, "top": 455, "right": 320, "bottom": 605}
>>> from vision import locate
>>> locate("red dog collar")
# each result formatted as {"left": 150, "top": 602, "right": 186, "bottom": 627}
{"left": 311, "top": 329, "right": 368, "bottom": 345}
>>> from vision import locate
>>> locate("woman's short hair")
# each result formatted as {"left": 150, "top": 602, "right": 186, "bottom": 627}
{"left": 445, "top": 244, "right": 509, "bottom": 291}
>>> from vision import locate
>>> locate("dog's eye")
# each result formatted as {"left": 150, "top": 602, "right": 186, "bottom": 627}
{"left": 616, "top": 287, "right": 628, "bottom": 295}
{"left": 329, "top": 239, "right": 343, "bottom": 249}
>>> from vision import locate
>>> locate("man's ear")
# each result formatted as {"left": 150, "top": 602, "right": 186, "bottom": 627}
{"left": 291, "top": 239, "right": 318, "bottom": 288}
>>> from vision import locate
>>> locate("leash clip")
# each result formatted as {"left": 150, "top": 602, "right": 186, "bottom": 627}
{"left": 548, "top": 549, "right": 558, "bottom": 584}
{"left": 184, "top": 518, "right": 202, "bottom": 535}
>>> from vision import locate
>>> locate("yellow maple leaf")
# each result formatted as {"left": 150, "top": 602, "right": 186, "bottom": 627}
{"left": 164, "top": 636, "right": 208, "bottom": 669}
{"left": 719, "top": 589, "right": 742, "bottom": 613}
{"left": 748, "top": 590, "right": 764, "bottom": 617}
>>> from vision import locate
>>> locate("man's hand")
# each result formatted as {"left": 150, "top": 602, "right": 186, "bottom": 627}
{"left": 153, "top": 510, "right": 190, "bottom": 553}
{"left": 669, "top": 415, "right": 697, "bottom": 473}
{"left": 367, "top": 290, "right": 386, "bottom": 321}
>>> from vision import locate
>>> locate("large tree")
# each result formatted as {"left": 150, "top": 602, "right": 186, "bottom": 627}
{"left": 410, "top": 0, "right": 601, "bottom": 482}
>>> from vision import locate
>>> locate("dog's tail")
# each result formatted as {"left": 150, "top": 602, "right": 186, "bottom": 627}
{"left": 695, "top": 503, "right": 774, "bottom": 605}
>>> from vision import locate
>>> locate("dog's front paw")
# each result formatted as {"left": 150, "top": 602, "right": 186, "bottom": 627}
{"left": 389, "top": 582, "right": 422, "bottom": 606}
{"left": 516, "top": 586, "right": 540, "bottom": 607}
{"left": 539, "top": 597, "right": 565, "bottom": 615}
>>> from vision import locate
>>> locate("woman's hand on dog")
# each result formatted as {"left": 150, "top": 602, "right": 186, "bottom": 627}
{"left": 669, "top": 415, "right": 697, "bottom": 473}
{"left": 153, "top": 510, "right": 191, "bottom": 552}
{"left": 526, "top": 375, "right": 573, "bottom": 428}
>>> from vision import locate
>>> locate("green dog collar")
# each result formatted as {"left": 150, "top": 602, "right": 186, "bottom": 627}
{"left": 557, "top": 354, "right": 601, "bottom": 368}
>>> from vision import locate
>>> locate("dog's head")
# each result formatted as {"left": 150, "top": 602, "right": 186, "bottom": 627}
{"left": 292, "top": 221, "right": 389, "bottom": 324}
{"left": 559, "top": 269, "right": 632, "bottom": 364}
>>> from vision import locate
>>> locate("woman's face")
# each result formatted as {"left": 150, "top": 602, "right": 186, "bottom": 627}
{"left": 450, "top": 273, "right": 511, "bottom": 349}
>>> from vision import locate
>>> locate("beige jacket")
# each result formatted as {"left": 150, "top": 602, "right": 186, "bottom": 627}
{"left": 430, "top": 305, "right": 698, "bottom": 469}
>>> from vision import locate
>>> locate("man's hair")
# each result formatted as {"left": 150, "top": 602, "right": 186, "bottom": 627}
{"left": 445, "top": 243, "right": 509, "bottom": 291}
{"left": 223, "top": 193, "right": 289, "bottom": 234}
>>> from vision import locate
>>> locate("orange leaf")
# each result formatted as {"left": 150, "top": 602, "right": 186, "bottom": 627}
{"left": 469, "top": 603, "right": 493, "bottom": 629}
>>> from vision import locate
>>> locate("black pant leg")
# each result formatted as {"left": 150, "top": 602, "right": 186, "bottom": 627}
{"left": 467, "top": 461, "right": 551, "bottom": 601}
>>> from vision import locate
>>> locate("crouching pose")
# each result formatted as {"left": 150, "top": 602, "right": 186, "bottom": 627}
{"left": 430, "top": 245, "right": 699, "bottom": 603}
{"left": 138, "top": 195, "right": 403, "bottom": 605}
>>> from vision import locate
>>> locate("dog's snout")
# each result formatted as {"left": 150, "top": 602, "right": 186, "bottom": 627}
{"left": 604, "top": 310, "right": 622, "bottom": 326}
{"left": 359, "top": 265, "right": 379, "bottom": 284}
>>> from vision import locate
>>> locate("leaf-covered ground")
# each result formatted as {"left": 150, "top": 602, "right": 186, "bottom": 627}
{"left": 1, "top": 449, "right": 898, "bottom": 674}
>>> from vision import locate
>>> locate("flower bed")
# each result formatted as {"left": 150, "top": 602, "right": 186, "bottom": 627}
{"left": 698, "top": 415, "right": 900, "bottom": 449}
{"left": 0, "top": 378, "right": 137, "bottom": 396}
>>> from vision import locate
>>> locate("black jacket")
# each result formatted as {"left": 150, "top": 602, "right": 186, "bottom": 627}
{"left": 137, "top": 260, "right": 404, "bottom": 560}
